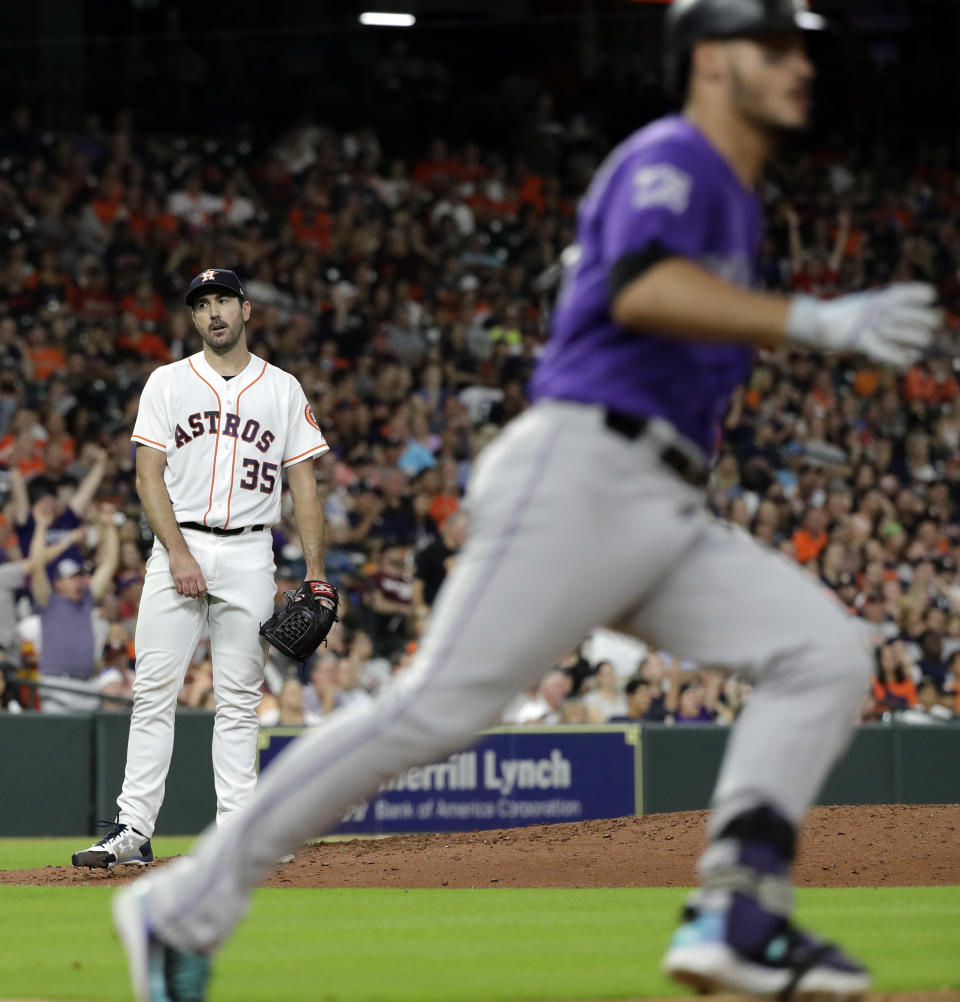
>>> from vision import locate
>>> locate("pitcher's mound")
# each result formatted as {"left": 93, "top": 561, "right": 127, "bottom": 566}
{"left": 1, "top": 803, "right": 958, "bottom": 889}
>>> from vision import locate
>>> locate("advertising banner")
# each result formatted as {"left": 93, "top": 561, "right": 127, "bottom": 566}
{"left": 257, "top": 725, "right": 642, "bottom": 835}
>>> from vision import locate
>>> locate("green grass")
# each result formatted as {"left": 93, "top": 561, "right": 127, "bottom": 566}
{"left": 0, "top": 884, "right": 958, "bottom": 1001}
{"left": 0, "top": 836, "right": 198, "bottom": 871}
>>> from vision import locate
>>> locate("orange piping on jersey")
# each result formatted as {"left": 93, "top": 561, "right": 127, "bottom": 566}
{"left": 223, "top": 359, "right": 268, "bottom": 529}
{"left": 188, "top": 358, "right": 223, "bottom": 526}
{"left": 131, "top": 434, "right": 166, "bottom": 450}
{"left": 282, "top": 443, "right": 330, "bottom": 467}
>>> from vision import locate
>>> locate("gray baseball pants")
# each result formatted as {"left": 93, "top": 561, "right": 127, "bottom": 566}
{"left": 141, "top": 401, "right": 872, "bottom": 952}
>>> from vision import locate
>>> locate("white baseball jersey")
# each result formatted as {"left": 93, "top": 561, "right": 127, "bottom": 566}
{"left": 131, "top": 351, "right": 328, "bottom": 528}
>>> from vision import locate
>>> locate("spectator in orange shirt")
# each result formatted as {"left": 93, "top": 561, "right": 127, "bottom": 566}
{"left": 127, "top": 192, "right": 179, "bottom": 241}
{"left": 26, "top": 325, "right": 66, "bottom": 381}
{"left": 809, "top": 369, "right": 836, "bottom": 414}
{"left": 120, "top": 279, "right": 166, "bottom": 330}
{"left": 903, "top": 363, "right": 936, "bottom": 405}
{"left": 872, "top": 639, "right": 918, "bottom": 711}
{"left": 413, "top": 138, "right": 463, "bottom": 191}
{"left": 426, "top": 455, "right": 461, "bottom": 529}
{"left": 90, "top": 167, "right": 124, "bottom": 226}
{"left": 70, "top": 261, "right": 115, "bottom": 321}
{"left": 41, "top": 410, "right": 76, "bottom": 469}
{"left": 902, "top": 356, "right": 959, "bottom": 406}
{"left": 0, "top": 410, "right": 46, "bottom": 480}
{"left": 792, "top": 507, "right": 829, "bottom": 565}
{"left": 116, "top": 311, "right": 170, "bottom": 363}
{"left": 288, "top": 198, "right": 332, "bottom": 253}
{"left": 852, "top": 366, "right": 884, "bottom": 399}
{"left": 518, "top": 175, "right": 545, "bottom": 215}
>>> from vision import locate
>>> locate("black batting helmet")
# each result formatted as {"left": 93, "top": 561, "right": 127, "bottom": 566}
{"left": 663, "top": 0, "right": 827, "bottom": 101}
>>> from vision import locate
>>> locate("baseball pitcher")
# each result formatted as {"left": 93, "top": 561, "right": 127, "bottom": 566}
{"left": 73, "top": 268, "right": 336, "bottom": 869}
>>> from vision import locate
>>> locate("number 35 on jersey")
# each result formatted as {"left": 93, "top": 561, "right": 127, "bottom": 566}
{"left": 131, "top": 352, "right": 328, "bottom": 530}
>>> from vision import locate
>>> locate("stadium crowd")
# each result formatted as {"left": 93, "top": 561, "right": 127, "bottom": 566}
{"left": 0, "top": 101, "right": 959, "bottom": 726}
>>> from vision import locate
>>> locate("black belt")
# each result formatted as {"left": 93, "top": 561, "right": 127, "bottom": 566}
{"left": 604, "top": 410, "right": 709, "bottom": 488}
{"left": 178, "top": 521, "right": 267, "bottom": 537}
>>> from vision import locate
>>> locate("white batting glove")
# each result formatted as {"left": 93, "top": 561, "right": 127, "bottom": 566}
{"left": 786, "top": 283, "right": 939, "bottom": 370}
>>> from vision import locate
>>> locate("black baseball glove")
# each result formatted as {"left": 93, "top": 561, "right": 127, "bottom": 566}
{"left": 259, "top": 580, "right": 339, "bottom": 661}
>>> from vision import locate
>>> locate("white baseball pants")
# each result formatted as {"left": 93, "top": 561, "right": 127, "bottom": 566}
{"left": 117, "top": 528, "right": 275, "bottom": 837}
{"left": 142, "top": 401, "right": 872, "bottom": 951}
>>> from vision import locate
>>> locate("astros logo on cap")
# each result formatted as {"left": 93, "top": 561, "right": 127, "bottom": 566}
{"left": 201, "top": 269, "right": 218, "bottom": 282}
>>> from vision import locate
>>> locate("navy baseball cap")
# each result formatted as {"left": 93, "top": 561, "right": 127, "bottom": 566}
{"left": 184, "top": 268, "right": 246, "bottom": 307}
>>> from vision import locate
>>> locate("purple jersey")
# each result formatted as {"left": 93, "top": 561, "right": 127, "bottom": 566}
{"left": 530, "top": 115, "right": 761, "bottom": 456}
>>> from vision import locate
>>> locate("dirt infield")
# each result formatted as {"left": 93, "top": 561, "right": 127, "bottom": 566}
{"left": 2, "top": 803, "right": 958, "bottom": 889}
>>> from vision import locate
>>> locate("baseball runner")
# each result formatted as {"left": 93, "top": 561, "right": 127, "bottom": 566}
{"left": 113, "top": 3, "right": 940, "bottom": 999}
{"left": 73, "top": 268, "right": 335, "bottom": 869}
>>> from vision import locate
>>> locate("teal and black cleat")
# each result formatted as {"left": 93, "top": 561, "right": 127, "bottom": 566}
{"left": 663, "top": 905, "right": 871, "bottom": 1001}
{"left": 113, "top": 883, "right": 212, "bottom": 1002}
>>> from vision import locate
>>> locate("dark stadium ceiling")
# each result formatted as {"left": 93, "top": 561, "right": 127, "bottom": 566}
{"left": 4, "top": 0, "right": 955, "bottom": 45}
{"left": 6, "top": 0, "right": 957, "bottom": 139}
